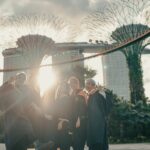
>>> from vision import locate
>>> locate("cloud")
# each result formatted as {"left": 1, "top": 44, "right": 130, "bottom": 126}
{"left": 0, "top": 0, "right": 111, "bottom": 21}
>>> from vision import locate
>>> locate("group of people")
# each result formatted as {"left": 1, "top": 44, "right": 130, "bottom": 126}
{"left": 0, "top": 72, "right": 113, "bottom": 150}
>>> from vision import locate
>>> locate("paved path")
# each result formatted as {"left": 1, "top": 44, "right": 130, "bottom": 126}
{"left": 109, "top": 143, "right": 150, "bottom": 150}
{"left": 0, "top": 143, "right": 150, "bottom": 150}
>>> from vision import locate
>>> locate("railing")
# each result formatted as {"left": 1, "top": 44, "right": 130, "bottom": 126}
{"left": 0, "top": 29, "right": 150, "bottom": 73}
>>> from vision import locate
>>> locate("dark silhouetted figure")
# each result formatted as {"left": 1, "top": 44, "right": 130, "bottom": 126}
{"left": 0, "top": 73, "right": 35, "bottom": 150}
{"left": 85, "top": 79, "right": 113, "bottom": 150}
{"left": 54, "top": 82, "right": 73, "bottom": 150}
{"left": 68, "top": 76, "right": 87, "bottom": 150}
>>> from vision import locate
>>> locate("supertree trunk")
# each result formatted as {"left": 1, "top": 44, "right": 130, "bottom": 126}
{"left": 110, "top": 24, "right": 149, "bottom": 104}
{"left": 126, "top": 52, "right": 146, "bottom": 104}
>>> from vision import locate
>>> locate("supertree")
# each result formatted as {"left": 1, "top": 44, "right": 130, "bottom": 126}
{"left": 82, "top": 0, "right": 150, "bottom": 104}
{"left": 0, "top": 14, "right": 76, "bottom": 50}
{"left": 0, "top": 14, "right": 76, "bottom": 90}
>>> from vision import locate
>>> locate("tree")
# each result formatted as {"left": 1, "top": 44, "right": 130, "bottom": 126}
{"left": 83, "top": 0, "right": 150, "bottom": 103}
{"left": 111, "top": 24, "right": 149, "bottom": 104}
{"left": 61, "top": 65, "right": 97, "bottom": 87}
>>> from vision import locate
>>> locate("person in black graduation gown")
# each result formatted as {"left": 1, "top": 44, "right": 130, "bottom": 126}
{"left": 68, "top": 76, "right": 87, "bottom": 150}
{"left": 85, "top": 79, "right": 113, "bottom": 150}
{"left": 0, "top": 73, "right": 35, "bottom": 150}
{"left": 26, "top": 75, "right": 55, "bottom": 150}
{"left": 54, "top": 82, "right": 73, "bottom": 150}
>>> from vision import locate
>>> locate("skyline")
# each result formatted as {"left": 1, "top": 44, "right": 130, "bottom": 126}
{"left": 0, "top": 52, "right": 150, "bottom": 99}
{"left": 0, "top": 0, "right": 149, "bottom": 99}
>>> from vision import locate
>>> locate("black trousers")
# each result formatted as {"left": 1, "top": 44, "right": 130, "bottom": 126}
{"left": 6, "top": 137, "right": 29, "bottom": 150}
{"left": 72, "top": 120, "right": 86, "bottom": 150}
{"left": 72, "top": 129, "right": 86, "bottom": 150}
{"left": 89, "top": 143, "right": 105, "bottom": 150}
{"left": 55, "top": 129, "right": 71, "bottom": 150}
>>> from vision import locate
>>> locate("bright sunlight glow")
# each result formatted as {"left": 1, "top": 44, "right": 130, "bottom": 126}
{"left": 38, "top": 56, "right": 56, "bottom": 96}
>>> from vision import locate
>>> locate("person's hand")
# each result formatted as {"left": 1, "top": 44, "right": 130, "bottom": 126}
{"left": 76, "top": 117, "right": 80, "bottom": 128}
{"left": 58, "top": 120, "right": 63, "bottom": 130}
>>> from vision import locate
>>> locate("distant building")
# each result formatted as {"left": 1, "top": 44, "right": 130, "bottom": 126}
{"left": 2, "top": 35, "right": 150, "bottom": 100}
{"left": 102, "top": 51, "right": 130, "bottom": 100}
{"left": 52, "top": 50, "right": 84, "bottom": 81}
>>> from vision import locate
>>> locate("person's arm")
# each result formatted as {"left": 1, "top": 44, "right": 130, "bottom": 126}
{"left": 105, "top": 90, "right": 113, "bottom": 116}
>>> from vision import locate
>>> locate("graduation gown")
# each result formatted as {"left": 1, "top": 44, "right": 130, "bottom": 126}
{"left": 87, "top": 90, "right": 113, "bottom": 149}
{"left": 71, "top": 89, "right": 87, "bottom": 149}
{"left": 54, "top": 95, "right": 73, "bottom": 148}
{"left": 0, "top": 84, "right": 35, "bottom": 149}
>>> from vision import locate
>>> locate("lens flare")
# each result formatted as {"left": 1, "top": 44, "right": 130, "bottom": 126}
{"left": 38, "top": 56, "right": 56, "bottom": 96}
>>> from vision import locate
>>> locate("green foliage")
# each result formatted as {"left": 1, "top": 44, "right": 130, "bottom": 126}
{"left": 70, "top": 65, "right": 97, "bottom": 79}
{"left": 111, "top": 24, "right": 150, "bottom": 104}
{"left": 61, "top": 65, "right": 97, "bottom": 86}
{"left": 108, "top": 92, "right": 150, "bottom": 143}
{"left": 111, "top": 24, "right": 149, "bottom": 44}
{"left": 127, "top": 53, "right": 146, "bottom": 104}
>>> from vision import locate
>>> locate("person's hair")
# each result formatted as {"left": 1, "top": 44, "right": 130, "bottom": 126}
{"left": 68, "top": 76, "right": 80, "bottom": 86}
{"left": 85, "top": 78, "right": 96, "bottom": 86}
{"left": 55, "top": 82, "right": 70, "bottom": 100}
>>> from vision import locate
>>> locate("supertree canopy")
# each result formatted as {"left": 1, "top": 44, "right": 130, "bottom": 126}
{"left": 82, "top": 0, "right": 150, "bottom": 103}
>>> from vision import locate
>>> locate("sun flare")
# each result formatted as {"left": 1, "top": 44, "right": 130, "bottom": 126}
{"left": 38, "top": 56, "right": 56, "bottom": 96}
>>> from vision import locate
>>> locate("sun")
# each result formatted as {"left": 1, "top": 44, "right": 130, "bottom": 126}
{"left": 37, "top": 56, "right": 56, "bottom": 96}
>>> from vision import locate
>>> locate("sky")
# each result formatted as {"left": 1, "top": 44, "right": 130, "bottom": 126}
{"left": 0, "top": 0, "right": 150, "bottom": 98}
{"left": 0, "top": 0, "right": 112, "bottom": 84}
{"left": 0, "top": 0, "right": 109, "bottom": 20}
